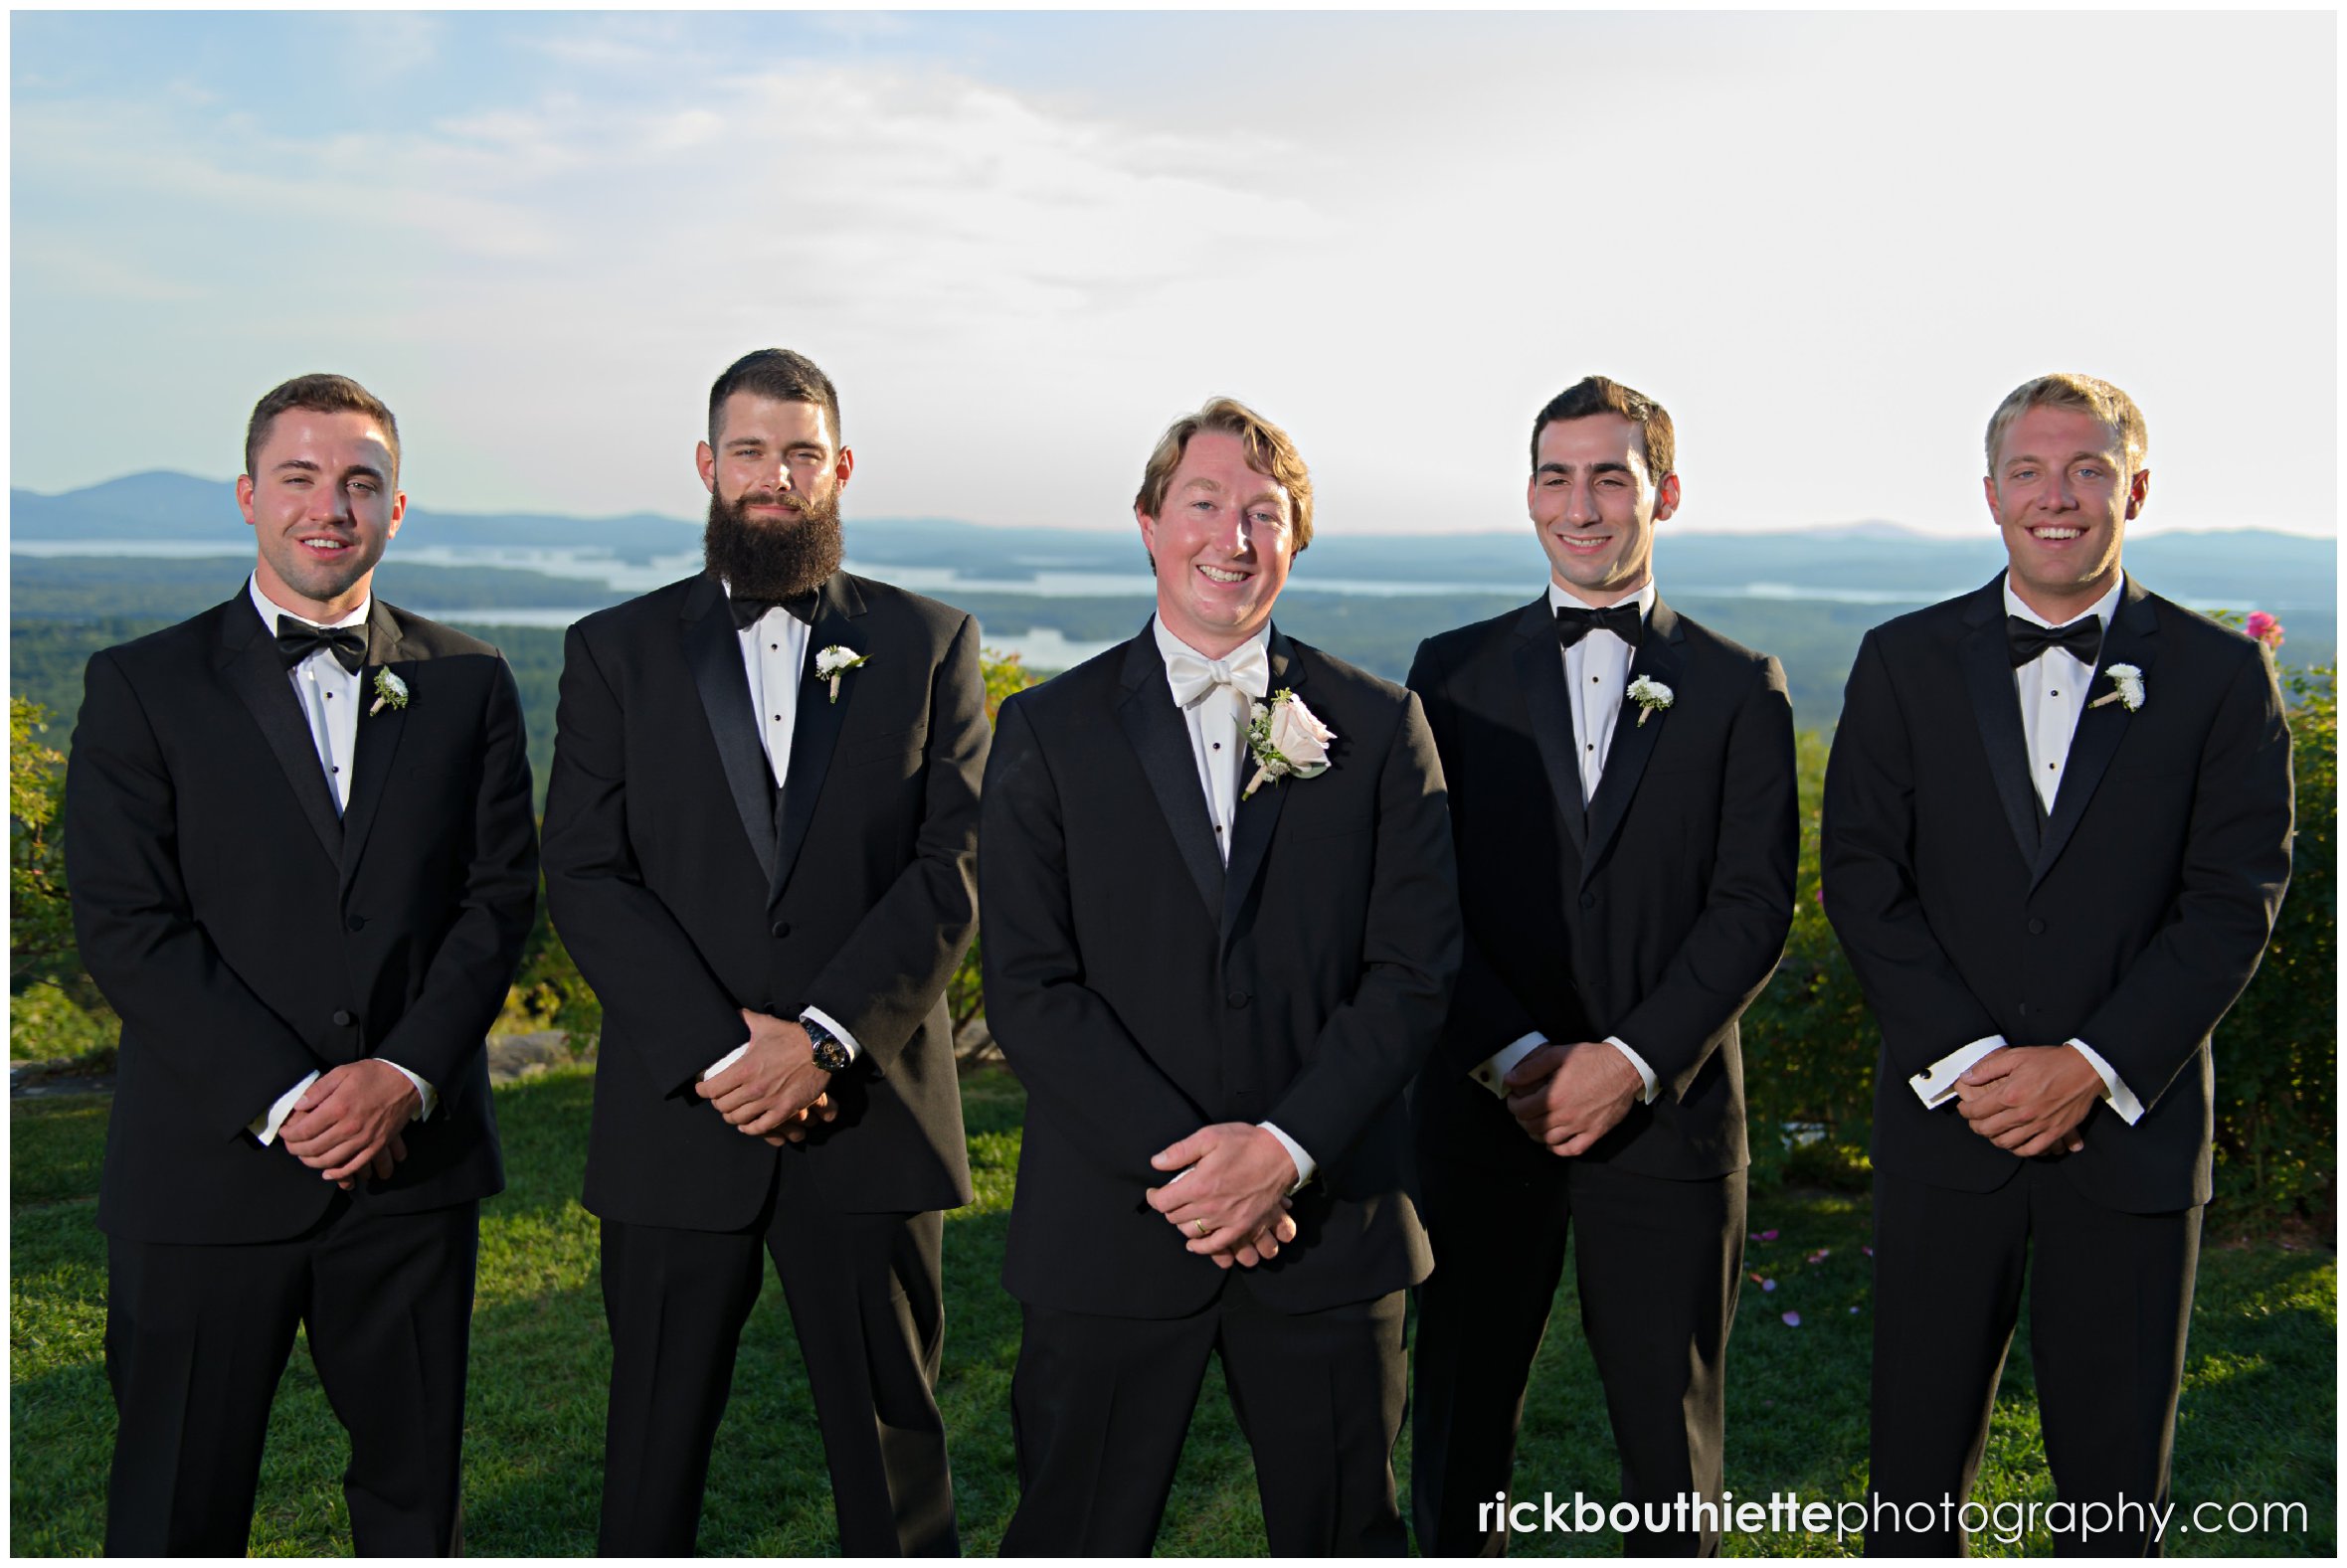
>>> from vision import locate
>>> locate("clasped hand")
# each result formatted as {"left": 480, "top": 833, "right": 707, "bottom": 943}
{"left": 1145, "top": 1123, "right": 1299, "bottom": 1269}
{"left": 1503, "top": 1039, "right": 1641, "bottom": 1156}
{"left": 695, "top": 1009, "right": 838, "bottom": 1145}
{"left": 278, "top": 1059, "right": 417, "bottom": 1188}
{"left": 1953, "top": 1044, "right": 2097, "bottom": 1156}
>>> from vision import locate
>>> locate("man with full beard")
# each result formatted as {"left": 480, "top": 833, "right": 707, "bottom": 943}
{"left": 543, "top": 349, "right": 991, "bottom": 1554}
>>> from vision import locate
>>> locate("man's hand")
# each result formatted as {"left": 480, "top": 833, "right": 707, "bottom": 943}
{"left": 336, "top": 1132, "right": 410, "bottom": 1191}
{"left": 1503, "top": 1040, "right": 1641, "bottom": 1156}
{"left": 279, "top": 1060, "right": 420, "bottom": 1182}
{"left": 697, "top": 1010, "right": 832, "bottom": 1136}
{"left": 1207, "top": 1202, "right": 1300, "bottom": 1271}
{"left": 761, "top": 1093, "right": 841, "bottom": 1147}
{"left": 1145, "top": 1124, "right": 1299, "bottom": 1255}
{"left": 1955, "top": 1045, "right": 2097, "bottom": 1155}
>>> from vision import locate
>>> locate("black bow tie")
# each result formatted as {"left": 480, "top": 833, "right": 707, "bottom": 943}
{"left": 275, "top": 617, "right": 368, "bottom": 674}
{"left": 2006, "top": 613, "right": 2102, "bottom": 669}
{"left": 728, "top": 591, "right": 820, "bottom": 631}
{"left": 1555, "top": 602, "right": 1645, "bottom": 650}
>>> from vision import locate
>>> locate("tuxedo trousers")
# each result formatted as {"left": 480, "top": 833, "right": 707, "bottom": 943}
{"left": 1001, "top": 1282, "right": 1409, "bottom": 1556}
{"left": 596, "top": 1151, "right": 956, "bottom": 1558}
{"left": 1411, "top": 1149, "right": 1745, "bottom": 1557}
{"left": 1867, "top": 1162, "right": 2200, "bottom": 1557}
{"left": 103, "top": 1194, "right": 479, "bottom": 1557}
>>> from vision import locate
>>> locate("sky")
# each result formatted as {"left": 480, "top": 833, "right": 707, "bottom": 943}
{"left": 9, "top": 9, "right": 2338, "bottom": 538}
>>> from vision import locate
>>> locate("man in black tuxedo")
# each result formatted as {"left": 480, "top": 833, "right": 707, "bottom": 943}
{"left": 1822, "top": 374, "right": 2292, "bottom": 1554}
{"left": 1405, "top": 377, "right": 1797, "bottom": 1556}
{"left": 980, "top": 397, "right": 1460, "bottom": 1554}
{"left": 541, "top": 349, "right": 988, "bottom": 1556}
{"left": 65, "top": 373, "right": 538, "bottom": 1555}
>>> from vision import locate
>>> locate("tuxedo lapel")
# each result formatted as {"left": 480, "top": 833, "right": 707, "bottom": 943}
{"left": 1116, "top": 627, "right": 1224, "bottom": 922}
{"left": 1579, "top": 597, "right": 1685, "bottom": 885}
{"left": 339, "top": 599, "right": 412, "bottom": 888}
{"left": 770, "top": 573, "right": 864, "bottom": 906}
{"left": 681, "top": 573, "right": 781, "bottom": 885}
{"left": 1958, "top": 577, "right": 2044, "bottom": 866}
{"left": 1510, "top": 597, "right": 1588, "bottom": 859}
{"left": 1220, "top": 629, "right": 1302, "bottom": 940}
{"left": 215, "top": 598, "right": 341, "bottom": 866}
{"left": 2033, "top": 577, "right": 2158, "bottom": 894}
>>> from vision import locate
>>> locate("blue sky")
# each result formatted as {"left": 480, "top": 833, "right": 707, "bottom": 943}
{"left": 11, "top": 10, "right": 2337, "bottom": 537}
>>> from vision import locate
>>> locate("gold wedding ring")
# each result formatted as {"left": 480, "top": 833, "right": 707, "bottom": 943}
{"left": 1191, "top": 1218, "right": 1209, "bottom": 1239}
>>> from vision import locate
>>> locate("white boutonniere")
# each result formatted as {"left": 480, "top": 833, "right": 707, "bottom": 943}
{"left": 2089, "top": 662, "right": 2144, "bottom": 712}
{"left": 1626, "top": 674, "right": 1674, "bottom": 727}
{"left": 1241, "top": 689, "right": 1337, "bottom": 800}
{"left": 368, "top": 667, "right": 409, "bottom": 717}
{"left": 813, "top": 644, "right": 870, "bottom": 704}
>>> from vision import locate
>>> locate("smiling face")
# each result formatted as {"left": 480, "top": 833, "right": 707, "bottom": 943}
{"left": 1985, "top": 403, "right": 2145, "bottom": 623}
{"left": 1528, "top": 413, "right": 1681, "bottom": 607}
{"left": 237, "top": 408, "right": 405, "bottom": 621}
{"left": 1138, "top": 429, "right": 1296, "bottom": 657}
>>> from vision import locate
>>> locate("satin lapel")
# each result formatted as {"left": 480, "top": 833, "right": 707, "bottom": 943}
{"left": 1116, "top": 628, "right": 1224, "bottom": 922}
{"left": 1220, "top": 630, "right": 1303, "bottom": 939}
{"left": 683, "top": 574, "right": 781, "bottom": 885}
{"left": 339, "top": 600, "right": 413, "bottom": 888}
{"left": 770, "top": 573, "right": 866, "bottom": 906}
{"left": 1957, "top": 579, "right": 2044, "bottom": 867}
{"left": 1510, "top": 598, "right": 1588, "bottom": 859}
{"left": 2033, "top": 578, "right": 2158, "bottom": 894}
{"left": 1578, "top": 599, "right": 1685, "bottom": 886}
{"left": 216, "top": 599, "right": 341, "bottom": 865}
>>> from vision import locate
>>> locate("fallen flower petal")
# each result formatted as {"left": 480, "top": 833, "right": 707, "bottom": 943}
{"left": 1781, "top": 1311, "right": 1802, "bottom": 1327}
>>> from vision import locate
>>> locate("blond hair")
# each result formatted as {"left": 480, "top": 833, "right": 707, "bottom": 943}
{"left": 1985, "top": 373, "right": 2148, "bottom": 473}
{"left": 1134, "top": 397, "right": 1315, "bottom": 553}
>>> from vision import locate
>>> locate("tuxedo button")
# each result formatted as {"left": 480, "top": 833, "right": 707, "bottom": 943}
{"left": 1225, "top": 989, "right": 1251, "bottom": 1009}
{"left": 771, "top": 921, "right": 792, "bottom": 939}
{"left": 332, "top": 1009, "right": 355, "bottom": 1027}
{"left": 346, "top": 914, "right": 366, "bottom": 932}
{"left": 2017, "top": 1002, "right": 2030, "bottom": 1017}
{"left": 1579, "top": 892, "right": 1597, "bottom": 910}
{"left": 2027, "top": 918, "right": 2046, "bottom": 935}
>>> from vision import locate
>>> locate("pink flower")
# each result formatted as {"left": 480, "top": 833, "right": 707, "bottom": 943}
{"left": 1807, "top": 1248, "right": 1831, "bottom": 1264}
{"left": 1759, "top": 1228, "right": 1778, "bottom": 1241}
{"left": 1781, "top": 1311, "right": 1802, "bottom": 1327}
{"left": 2245, "top": 611, "right": 2285, "bottom": 650}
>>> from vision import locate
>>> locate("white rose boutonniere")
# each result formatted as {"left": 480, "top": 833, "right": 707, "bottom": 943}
{"left": 1626, "top": 674, "right": 1674, "bottom": 727}
{"left": 814, "top": 644, "right": 870, "bottom": 704}
{"left": 2089, "top": 663, "right": 2145, "bottom": 712}
{"left": 1241, "top": 689, "right": 1337, "bottom": 800}
{"left": 368, "top": 668, "right": 409, "bottom": 717}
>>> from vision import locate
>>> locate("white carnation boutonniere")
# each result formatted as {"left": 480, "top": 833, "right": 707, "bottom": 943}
{"left": 1626, "top": 674, "right": 1675, "bottom": 727}
{"left": 368, "top": 667, "right": 409, "bottom": 717}
{"left": 1241, "top": 689, "right": 1337, "bottom": 800}
{"left": 2089, "top": 662, "right": 2145, "bottom": 712}
{"left": 813, "top": 644, "right": 870, "bottom": 704}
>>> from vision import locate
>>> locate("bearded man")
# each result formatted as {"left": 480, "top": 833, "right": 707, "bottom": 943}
{"left": 542, "top": 348, "right": 991, "bottom": 1555}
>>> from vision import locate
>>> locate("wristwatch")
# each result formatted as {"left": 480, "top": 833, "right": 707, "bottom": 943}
{"left": 802, "top": 1016, "right": 852, "bottom": 1074}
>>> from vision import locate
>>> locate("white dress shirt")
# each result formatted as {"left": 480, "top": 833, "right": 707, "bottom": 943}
{"left": 244, "top": 578, "right": 435, "bottom": 1144}
{"left": 700, "top": 581, "right": 864, "bottom": 1083}
{"left": 1907, "top": 574, "right": 2143, "bottom": 1125}
{"left": 1471, "top": 581, "right": 1661, "bottom": 1108}
{"left": 1153, "top": 617, "right": 1316, "bottom": 1191}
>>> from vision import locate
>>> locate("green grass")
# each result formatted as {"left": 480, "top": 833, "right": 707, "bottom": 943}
{"left": 11, "top": 1068, "right": 2335, "bottom": 1555}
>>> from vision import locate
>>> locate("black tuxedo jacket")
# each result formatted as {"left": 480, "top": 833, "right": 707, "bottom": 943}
{"left": 542, "top": 570, "right": 988, "bottom": 1231}
{"left": 65, "top": 594, "right": 536, "bottom": 1245}
{"left": 980, "top": 623, "right": 1460, "bottom": 1318}
{"left": 1822, "top": 575, "right": 2292, "bottom": 1213}
{"left": 1407, "top": 596, "right": 1798, "bottom": 1181}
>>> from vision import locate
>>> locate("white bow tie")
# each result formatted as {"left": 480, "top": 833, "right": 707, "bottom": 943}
{"left": 1167, "top": 644, "right": 1270, "bottom": 711}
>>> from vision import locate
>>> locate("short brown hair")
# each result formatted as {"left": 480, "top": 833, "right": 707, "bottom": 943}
{"left": 1984, "top": 373, "right": 2148, "bottom": 473}
{"left": 1529, "top": 376, "right": 1675, "bottom": 479}
{"left": 709, "top": 349, "right": 841, "bottom": 448}
{"left": 1134, "top": 397, "right": 1315, "bottom": 553}
{"left": 244, "top": 374, "right": 401, "bottom": 479}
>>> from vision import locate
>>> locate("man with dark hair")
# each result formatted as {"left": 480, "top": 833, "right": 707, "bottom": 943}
{"left": 543, "top": 348, "right": 990, "bottom": 1555}
{"left": 1823, "top": 373, "right": 2292, "bottom": 1553}
{"left": 981, "top": 397, "right": 1459, "bottom": 1554}
{"left": 1407, "top": 376, "right": 1797, "bottom": 1555}
{"left": 67, "top": 373, "right": 537, "bottom": 1554}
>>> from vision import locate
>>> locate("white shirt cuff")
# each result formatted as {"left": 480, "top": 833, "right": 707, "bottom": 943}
{"left": 1604, "top": 1035, "right": 1660, "bottom": 1105}
{"left": 701, "top": 1041, "right": 750, "bottom": 1082}
{"left": 1912, "top": 1035, "right": 2008, "bottom": 1108}
{"left": 1473, "top": 1031, "right": 1548, "bottom": 1098}
{"left": 251, "top": 1070, "right": 321, "bottom": 1144}
{"left": 800, "top": 1005, "right": 862, "bottom": 1064}
{"left": 1258, "top": 1121, "right": 1315, "bottom": 1193}
{"left": 378, "top": 1059, "right": 436, "bottom": 1122}
{"left": 2067, "top": 1038, "right": 2146, "bottom": 1126}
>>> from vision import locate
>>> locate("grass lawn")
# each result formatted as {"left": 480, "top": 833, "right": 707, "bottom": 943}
{"left": 11, "top": 1065, "right": 2335, "bottom": 1556}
